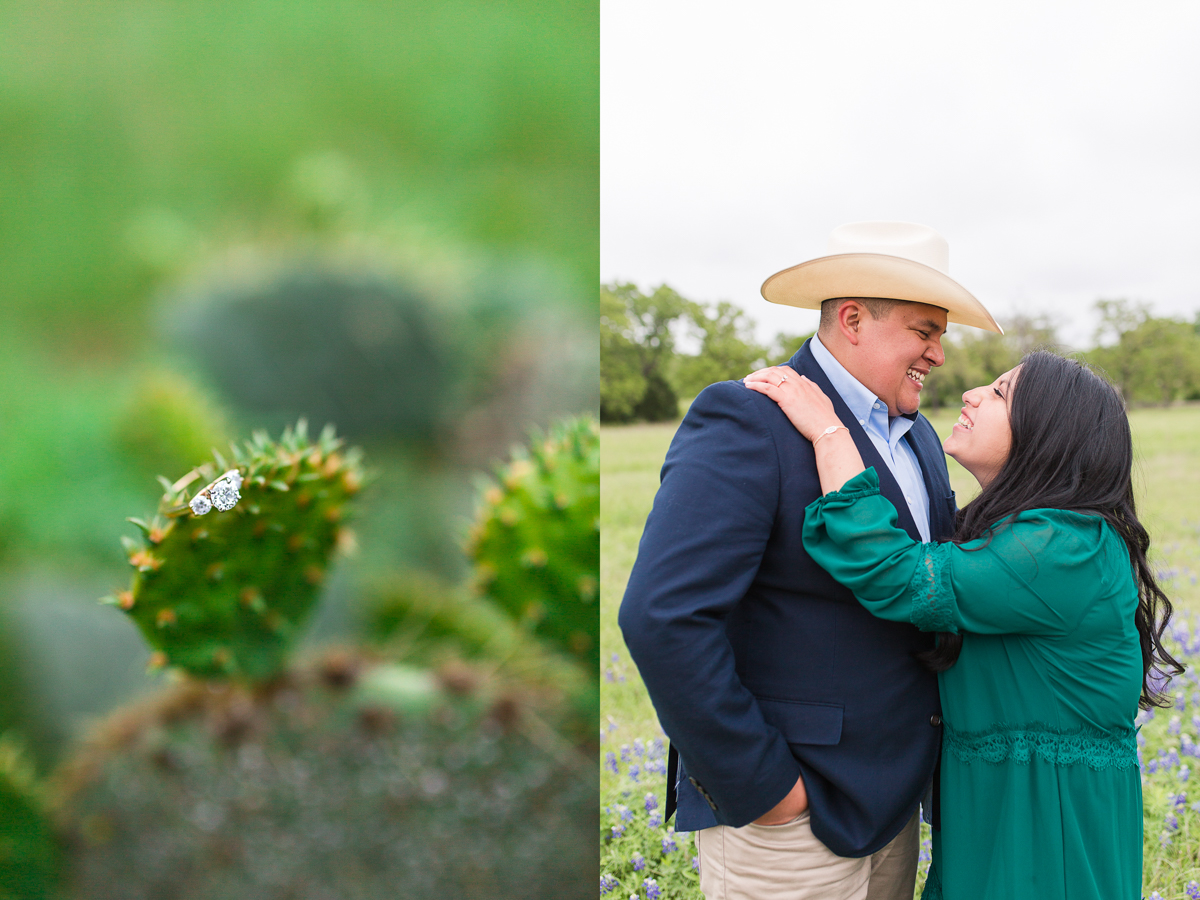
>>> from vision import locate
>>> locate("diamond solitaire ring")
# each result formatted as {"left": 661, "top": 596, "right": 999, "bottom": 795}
{"left": 189, "top": 470, "right": 244, "bottom": 516}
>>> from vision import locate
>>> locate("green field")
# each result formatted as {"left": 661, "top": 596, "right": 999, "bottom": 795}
{"left": 601, "top": 405, "right": 1200, "bottom": 899}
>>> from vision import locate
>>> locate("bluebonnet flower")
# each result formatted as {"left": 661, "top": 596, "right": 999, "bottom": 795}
{"left": 612, "top": 652, "right": 620, "bottom": 663}
{"left": 628, "top": 764, "right": 641, "bottom": 783}
{"left": 918, "top": 847, "right": 932, "bottom": 863}
{"left": 1147, "top": 758, "right": 1160, "bottom": 774}
{"left": 1148, "top": 892, "right": 1164, "bottom": 900}
{"left": 1169, "top": 715, "right": 1183, "bottom": 736}
{"left": 692, "top": 856, "right": 700, "bottom": 872}
{"left": 621, "top": 745, "right": 633, "bottom": 763}
{"left": 600, "top": 874, "right": 619, "bottom": 895}
{"left": 1181, "top": 764, "right": 1192, "bottom": 782}
{"left": 634, "top": 739, "right": 645, "bottom": 757}
{"left": 1181, "top": 734, "right": 1195, "bottom": 756}
{"left": 617, "top": 805, "right": 634, "bottom": 822}
{"left": 1185, "top": 880, "right": 1200, "bottom": 899}
{"left": 611, "top": 823, "right": 626, "bottom": 838}
{"left": 605, "top": 668, "right": 616, "bottom": 683}
{"left": 1136, "top": 708, "right": 1155, "bottom": 726}
{"left": 648, "top": 812, "right": 662, "bottom": 828}
{"left": 1166, "top": 749, "right": 1182, "bottom": 768}
{"left": 645, "top": 758, "right": 667, "bottom": 775}
{"left": 606, "top": 752, "right": 619, "bottom": 774}
{"left": 662, "top": 832, "right": 678, "bottom": 854}
{"left": 1178, "top": 692, "right": 1189, "bottom": 711}
{"left": 1194, "top": 692, "right": 1200, "bottom": 709}
{"left": 648, "top": 738, "right": 666, "bottom": 759}
{"left": 645, "top": 793, "right": 659, "bottom": 813}
{"left": 631, "top": 852, "right": 646, "bottom": 871}
{"left": 1193, "top": 714, "right": 1200, "bottom": 734}
{"left": 608, "top": 717, "right": 619, "bottom": 733}
{"left": 643, "top": 878, "right": 662, "bottom": 899}
{"left": 1137, "top": 732, "right": 1146, "bottom": 747}
{"left": 1165, "top": 812, "right": 1179, "bottom": 832}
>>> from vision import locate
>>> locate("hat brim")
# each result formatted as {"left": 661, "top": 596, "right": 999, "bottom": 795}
{"left": 761, "top": 253, "right": 1003, "bottom": 334}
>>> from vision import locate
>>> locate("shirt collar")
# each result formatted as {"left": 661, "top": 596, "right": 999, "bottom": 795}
{"left": 809, "top": 333, "right": 917, "bottom": 447}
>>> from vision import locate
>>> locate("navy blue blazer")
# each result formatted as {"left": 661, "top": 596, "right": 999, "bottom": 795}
{"left": 619, "top": 340, "right": 957, "bottom": 858}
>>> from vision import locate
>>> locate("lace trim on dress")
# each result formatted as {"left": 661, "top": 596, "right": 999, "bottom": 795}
{"left": 908, "top": 543, "right": 957, "bottom": 634}
{"left": 942, "top": 721, "right": 1138, "bottom": 770}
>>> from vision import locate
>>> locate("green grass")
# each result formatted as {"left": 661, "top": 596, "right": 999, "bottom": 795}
{"left": 601, "top": 405, "right": 1200, "bottom": 899}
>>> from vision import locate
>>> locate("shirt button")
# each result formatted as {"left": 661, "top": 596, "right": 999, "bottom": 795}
{"left": 858, "top": 418, "right": 865, "bottom": 425}
{"left": 930, "top": 715, "right": 942, "bottom": 727}
{"left": 873, "top": 402, "right": 881, "bottom": 409}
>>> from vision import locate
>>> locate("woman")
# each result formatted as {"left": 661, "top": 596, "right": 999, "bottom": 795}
{"left": 743, "top": 350, "right": 1180, "bottom": 899}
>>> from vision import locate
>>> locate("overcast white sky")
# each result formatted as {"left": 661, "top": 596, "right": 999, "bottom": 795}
{"left": 601, "top": 0, "right": 1200, "bottom": 349}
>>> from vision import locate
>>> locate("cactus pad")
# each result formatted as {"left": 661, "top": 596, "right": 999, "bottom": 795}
{"left": 109, "top": 422, "right": 364, "bottom": 682}
{"left": 53, "top": 653, "right": 595, "bottom": 899}
{"left": 466, "top": 416, "right": 599, "bottom": 672}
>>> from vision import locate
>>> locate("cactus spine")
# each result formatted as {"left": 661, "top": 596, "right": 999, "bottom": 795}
{"left": 108, "top": 421, "right": 364, "bottom": 681}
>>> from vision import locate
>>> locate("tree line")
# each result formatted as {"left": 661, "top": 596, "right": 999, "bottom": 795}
{"left": 601, "top": 283, "right": 1200, "bottom": 423}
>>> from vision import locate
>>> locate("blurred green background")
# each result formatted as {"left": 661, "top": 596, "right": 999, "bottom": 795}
{"left": 0, "top": 0, "right": 598, "bottom": 767}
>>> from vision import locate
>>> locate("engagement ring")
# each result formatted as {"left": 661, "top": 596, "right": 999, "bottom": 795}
{"left": 189, "top": 470, "right": 244, "bottom": 516}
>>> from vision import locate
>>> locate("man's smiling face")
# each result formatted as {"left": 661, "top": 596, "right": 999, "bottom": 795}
{"left": 854, "top": 301, "right": 948, "bottom": 415}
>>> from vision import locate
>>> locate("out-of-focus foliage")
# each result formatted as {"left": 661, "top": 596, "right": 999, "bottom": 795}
{"left": 0, "top": 0, "right": 598, "bottom": 346}
{"left": 1084, "top": 300, "right": 1200, "bottom": 405}
{"left": 0, "top": 0, "right": 598, "bottom": 774}
{"left": 365, "top": 572, "right": 520, "bottom": 661}
{"left": 113, "top": 369, "right": 231, "bottom": 481}
{"left": 0, "top": 735, "right": 57, "bottom": 900}
{"left": 53, "top": 653, "right": 595, "bottom": 900}
{"left": 110, "top": 423, "right": 364, "bottom": 682}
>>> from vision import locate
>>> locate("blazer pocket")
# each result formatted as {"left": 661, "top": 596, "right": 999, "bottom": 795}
{"left": 756, "top": 697, "right": 843, "bottom": 747}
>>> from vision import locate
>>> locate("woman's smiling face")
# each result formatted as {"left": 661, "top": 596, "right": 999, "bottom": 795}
{"left": 943, "top": 365, "right": 1018, "bottom": 489}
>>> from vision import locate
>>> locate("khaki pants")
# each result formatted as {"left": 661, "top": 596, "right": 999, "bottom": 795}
{"left": 694, "top": 809, "right": 920, "bottom": 900}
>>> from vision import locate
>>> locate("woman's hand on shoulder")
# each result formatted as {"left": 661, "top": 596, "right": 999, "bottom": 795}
{"left": 743, "top": 367, "right": 843, "bottom": 442}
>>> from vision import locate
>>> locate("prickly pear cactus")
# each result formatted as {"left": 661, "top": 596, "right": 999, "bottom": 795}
{"left": 466, "top": 416, "right": 599, "bottom": 673}
{"left": 0, "top": 736, "right": 57, "bottom": 900}
{"left": 53, "top": 652, "right": 595, "bottom": 899}
{"left": 107, "top": 421, "right": 363, "bottom": 681}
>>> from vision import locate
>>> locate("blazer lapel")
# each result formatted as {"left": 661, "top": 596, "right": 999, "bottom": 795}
{"left": 790, "top": 342, "right": 922, "bottom": 541}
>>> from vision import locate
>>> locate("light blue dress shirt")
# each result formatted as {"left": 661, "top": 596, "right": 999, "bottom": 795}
{"left": 808, "top": 333, "right": 932, "bottom": 541}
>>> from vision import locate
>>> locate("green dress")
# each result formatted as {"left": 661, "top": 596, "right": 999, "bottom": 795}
{"left": 803, "top": 468, "right": 1143, "bottom": 900}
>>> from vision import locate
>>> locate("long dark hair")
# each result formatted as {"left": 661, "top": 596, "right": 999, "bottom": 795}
{"left": 920, "top": 350, "right": 1182, "bottom": 709}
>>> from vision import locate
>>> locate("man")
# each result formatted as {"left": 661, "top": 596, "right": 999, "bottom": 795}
{"left": 619, "top": 222, "right": 1002, "bottom": 899}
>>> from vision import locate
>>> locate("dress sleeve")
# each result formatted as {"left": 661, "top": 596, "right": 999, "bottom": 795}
{"left": 802, "top": 468, "right": 1112, "bottom": 637}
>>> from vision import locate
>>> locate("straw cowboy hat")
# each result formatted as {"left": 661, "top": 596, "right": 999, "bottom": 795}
{"left": 761, "top": 221, "right": 1003, "bottom": 333}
